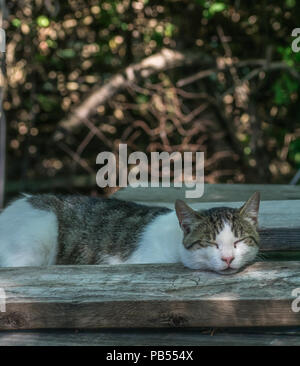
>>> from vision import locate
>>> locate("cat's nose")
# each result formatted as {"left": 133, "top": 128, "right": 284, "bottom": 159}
{"left": 221, "top": 256, "right": 234, "bottom": 266}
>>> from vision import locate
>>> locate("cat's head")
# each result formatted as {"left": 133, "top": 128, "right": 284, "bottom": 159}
{"left": 175, "top": 192, "right": 260, "bottom": 274}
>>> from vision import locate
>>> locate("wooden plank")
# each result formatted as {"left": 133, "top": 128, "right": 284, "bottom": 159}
{"left": 128, "top": 200, "right": 300, "bottom": 229}
{"left": 259, "top": 228, "right": 300, "bottom": 252}
{"left": 5, "top": 175, "right": 97, "bottom": 194}
{"left": 261, "top": 252, "right": 300, "bottom": 261}
{"left": 0, "top": 262, "right": 300, "bottom": 330}
{"left": 0, "top": 329, "right": 300, "bottom": 346}
{"left": 113, "top": 184, "right": 300, "bottom": 203}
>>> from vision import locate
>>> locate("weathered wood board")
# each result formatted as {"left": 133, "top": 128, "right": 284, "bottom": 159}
{"left": 113, "top": 184, "right": 300, "bottom": 203}
{"left": 0, "top": 262, "right": 299, "bottom": 330}
{"left": 141, "top": 199, "right": 300, "bottom": 229}
{"left": 0, "top": 328, "right": 300, "bottom": 346}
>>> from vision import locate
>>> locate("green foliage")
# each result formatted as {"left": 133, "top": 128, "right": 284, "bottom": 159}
{"left": 273, "top": 46, "right": 300, "bottom": 105}
{"left": 277, "top": 45, "right": 300, "bottom": 67}
{"left": 285, "top": 0, "right": 296, "bottom": 8}
{"left": 36, "top": 15, "right": 50, "bottom": 28}
{"left": 195, "top": 0, "right": 227, "bottom": 18}
{"left": 57, "top": 49, "right": 76, "bottom": 59}
{"left": 205, "top": 2, "right": 227, "bottom": 17}
{"left": 136, "top": 95, "right": 149, "bottom": 104}
{"left": 273, "top": 73, "right": 298, "bottom": 105}
{"left": 4, "top": 0, "right": 300, "bottom": 188}
{"left": 289, "top": 139, "right": 300, "bottom": 168}
{"left": 12, "top": 18, "right": 21, "bottom": 27}
{"left": 165, "top": 23, "right": 175, "bottom": 38}
{"left": 36, "top": 95, "right": 59, "bottom": 112}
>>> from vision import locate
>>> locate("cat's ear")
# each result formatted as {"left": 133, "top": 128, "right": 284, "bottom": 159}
{"left": 239, "top": 191, "right": 260, "bottom": 225}
{"left": 175, "top": 200, "right": 199, "bottom": 235}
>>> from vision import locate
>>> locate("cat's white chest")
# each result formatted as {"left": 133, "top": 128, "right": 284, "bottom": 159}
{"left": 125, "top": 211, "right": 183, "bottom": 264}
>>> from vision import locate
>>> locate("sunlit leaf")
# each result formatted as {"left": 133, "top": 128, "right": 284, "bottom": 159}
{"left": 12, "top": 18, "right": 21, "bottom": 28}
{"left": 285, "top": 0, "right": 296, "bottom": 8}
{"left": 37, "top": 15, "right": 50, "bottom": 28}
{"left": 57, "top": 49, "right": 76, "bottom": 59}
{"left": 209, "top": 2, "right": 226, "bottom": 15}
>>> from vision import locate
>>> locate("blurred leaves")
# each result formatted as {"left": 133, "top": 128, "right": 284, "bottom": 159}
{"left": 273, "top": 73, "right": 298, "bottom": 105}
{"left": 195, "top": 0, "right": 227, "bottom": 18}
{"left": 36, "top": 15, "right": 50, "bottom": 28}
{"left": 289, "top": 139, "right": 300, "bottom": 167}
{"left": 273, "top": 46, "right": 300, "bottom": 105}
{"left": 12, "top": 18, "right": 21, "bottom": 27}
{"left": 36, "top": 95, "right": 59, "bottom": 112}
{"left": 3, "top": 0, "right": 300, "bottom": 192}
{"left": 57, "top": 49, "right": 76, "bottom": 59}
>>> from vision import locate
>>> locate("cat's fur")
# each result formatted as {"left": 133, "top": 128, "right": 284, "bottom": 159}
{"left": 0, "top": 192, "right": 260, "bottom": 274}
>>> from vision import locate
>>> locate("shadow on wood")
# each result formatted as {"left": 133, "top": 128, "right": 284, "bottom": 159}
{"left": 0, "top": 262, "right": 299, "bottom": 330}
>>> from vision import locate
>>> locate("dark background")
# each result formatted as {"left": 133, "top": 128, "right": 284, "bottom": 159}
{"left": 2, "top": 0, "right": 300, "bottom": 203}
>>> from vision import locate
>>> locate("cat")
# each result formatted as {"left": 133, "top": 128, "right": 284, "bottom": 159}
{"left": 0, "top": 191, "right": 260, "bottom": 274}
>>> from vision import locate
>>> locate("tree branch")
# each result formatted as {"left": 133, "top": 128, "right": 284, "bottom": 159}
{"left": 54, "top": 48, "right": 212, "bottom": 140}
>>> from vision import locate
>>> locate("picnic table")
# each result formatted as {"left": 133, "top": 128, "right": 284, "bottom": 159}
{"left": 0, "top": 184, "right": 299, "bottom": 345}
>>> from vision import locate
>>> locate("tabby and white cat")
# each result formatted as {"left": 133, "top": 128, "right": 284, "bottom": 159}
{"left": 0, "top": 192, "right": 260, "bottom": 274}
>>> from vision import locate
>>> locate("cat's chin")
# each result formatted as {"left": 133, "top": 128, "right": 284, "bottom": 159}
{"left": 215, "top": 267, "right": 240, "bottom": 275}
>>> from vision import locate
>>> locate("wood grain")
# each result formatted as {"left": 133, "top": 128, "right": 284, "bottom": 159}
{"left": 259, "top": 228, "right": 300, "bottom": 251}
{"left": 128, "top": 199, "right": 300, "bottom": 229}
{"left": 0, "top": 262, "right": 299, "bottom": 330}
{"left": 0, "top": 329, "right": 299, "bottom": 346}
{"left": 113, "top": 184, "right": 300, "bottom": 203}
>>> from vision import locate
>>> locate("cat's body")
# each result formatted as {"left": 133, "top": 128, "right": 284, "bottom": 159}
{"left": 0, "top": 192, "right": 260, "bottom": 274}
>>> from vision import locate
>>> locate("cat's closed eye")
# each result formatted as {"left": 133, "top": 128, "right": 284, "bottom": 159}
{"left": 207, "top": 241, "right": 219, "bottom": 248}
{"left": 233, "top": 238, "right": 244, "bottom": 248}
{"left": 234, "top": 236, "right": 257, "bottom": 248}
{"left": 190, "top": 240, "right": 219, "bottom": 249}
